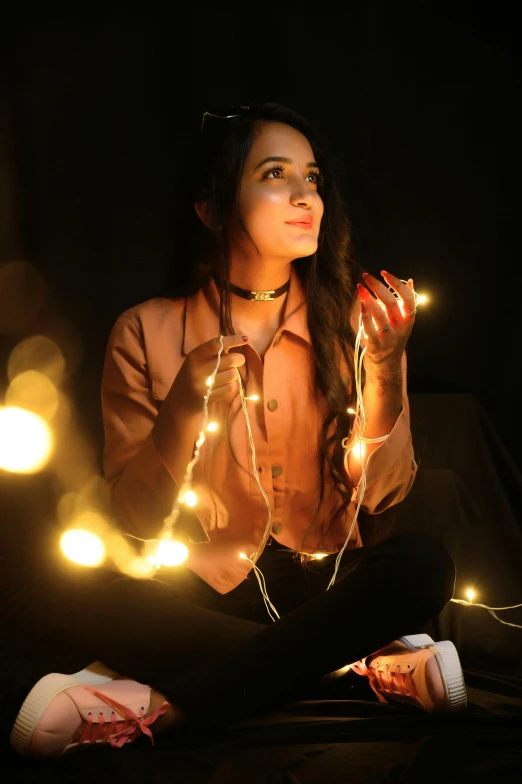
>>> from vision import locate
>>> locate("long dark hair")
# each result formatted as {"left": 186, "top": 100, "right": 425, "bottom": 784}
{"left": 171, "top": 102, "right": 360, "bottom": 564}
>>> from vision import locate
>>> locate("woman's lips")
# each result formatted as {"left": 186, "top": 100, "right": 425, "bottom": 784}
{"left": 286, "top": 218, "right": 314, "bottom": 230}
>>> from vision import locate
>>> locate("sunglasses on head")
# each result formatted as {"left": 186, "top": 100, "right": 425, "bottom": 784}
{"left": 200, "top": 106, "right": 251, "bottom": 132}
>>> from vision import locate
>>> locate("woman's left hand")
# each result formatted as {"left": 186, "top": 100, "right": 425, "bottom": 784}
{"left": 357, "top": 270, "right": 417, "bottom": 368}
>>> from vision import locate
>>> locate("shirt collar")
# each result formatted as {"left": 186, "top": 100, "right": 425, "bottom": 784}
{"left": 182, "top": 263, "right": 311, "bottom": 356}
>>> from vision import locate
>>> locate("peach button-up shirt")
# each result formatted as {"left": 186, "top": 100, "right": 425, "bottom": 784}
{"left": 102, "top": 265, "right": 417, "bottom": 594}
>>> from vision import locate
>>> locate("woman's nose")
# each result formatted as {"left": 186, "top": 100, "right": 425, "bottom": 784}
{"left": 290, "top": 185, "right": 315, "bottom": 208}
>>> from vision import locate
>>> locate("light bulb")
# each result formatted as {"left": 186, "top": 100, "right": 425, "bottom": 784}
{"left": 239, "top": 552, "right": 248, "bottom": 560}
{"left": 155, "top": 538, "right": 189, "bottom": 567}
{"left": 351, "top": 440, "right": 365, "bottom": 460}
{"left": 206, "top": 376, "right": 214, "bottom": 387}
{"left": 347, "top": 408, "right": 356, "bottom": 415}
{"left": 207, "top": 421, "right": 218, "bottom": 432}
{"left": 184, "top": 490, "right": 198, "bottom": 507}
{"left": 247, "top": 394, "right": 259, "bottom": 401}
{"left": 465, "top": 588, "right": 476, "bottom": 603}
{"left": 124, "top": 556, "right": 157, "bottom": 579}
{"left": 417, "top": 293, "right": 428, "bottom": 305}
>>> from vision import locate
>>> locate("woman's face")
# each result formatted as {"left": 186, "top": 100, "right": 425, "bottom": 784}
{"left": 235, "top": 122, "right": 324, "bottom": 261}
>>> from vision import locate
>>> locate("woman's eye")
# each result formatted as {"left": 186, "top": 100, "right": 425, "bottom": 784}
{"left": 263, "top": 167, "right": 285, "bottom": 179}
{"left": 307, "top": 171, "right": 321, "bottom": 184}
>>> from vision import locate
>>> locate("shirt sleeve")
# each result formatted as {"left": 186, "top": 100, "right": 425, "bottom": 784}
{"left": 101, "top": 313, "right": 179, "bottom": 538}
{"left": 344, "top": 350, "right": 418, "bottom": 514}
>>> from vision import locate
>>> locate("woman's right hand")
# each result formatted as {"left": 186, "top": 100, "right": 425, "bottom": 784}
{"left": 168, "top": 335, "right": 249, "bottom": 417}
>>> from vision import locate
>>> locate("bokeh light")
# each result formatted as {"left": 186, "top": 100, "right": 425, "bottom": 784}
{"left": 7, "top": 335, "right": 66, "bottom": 386}
{"left": 60, "top": 529, "right": 106, "bottom": 567}
{"left": 6, "top": 371, "right": 59, "bottom": 420}
{"left": 0, "top": 406, "right": 53, "bottom": 473}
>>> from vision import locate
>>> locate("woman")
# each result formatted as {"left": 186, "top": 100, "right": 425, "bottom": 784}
{"left": 9, "top": 102, "right": 466, "bottom": 758}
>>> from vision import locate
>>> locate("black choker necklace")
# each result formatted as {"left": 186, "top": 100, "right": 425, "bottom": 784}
{"left": 220, "top": 278, "right": 291, "bottom": 302}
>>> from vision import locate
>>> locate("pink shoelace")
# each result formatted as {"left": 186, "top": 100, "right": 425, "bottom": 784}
{"left": 75, "top": 687, "right": 171, "bottom": 748}
{"left": 351, "top": 659, "right": 420, "bottom": 704}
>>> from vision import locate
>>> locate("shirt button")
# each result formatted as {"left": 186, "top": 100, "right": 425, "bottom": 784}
{"left": 272, "top": 522, "right": 282, "bottom": 534}
{"left": 271, "top": 464, "right": 283, "bottom": 478}
{"left": 267, "top": 399, "right": 278, "bottom": 412}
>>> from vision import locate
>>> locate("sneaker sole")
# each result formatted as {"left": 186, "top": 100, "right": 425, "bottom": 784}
{"left": 10, "top": 661, "right": 118, "bottom": 756}
{"left": 399, "top": 634, "right": 468, "bottom": 712}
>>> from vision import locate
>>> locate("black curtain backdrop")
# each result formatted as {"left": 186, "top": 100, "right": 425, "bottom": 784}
{"left": 0, "top": 3, "right": 520, "bottom": 471}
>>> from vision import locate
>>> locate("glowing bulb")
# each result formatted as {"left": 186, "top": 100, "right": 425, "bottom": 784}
{"left": 465, "top": 588, "right": 476, "bottom": 603}
{"left": 239, "top": 552, "right": 248, "bottom": 560}
{"left": 123, "top": 556, "right": 157, "bottom": 579}
{"left": 207, "top": 421, "right": 218, "bottom": 432}
{"left": 311, "top": 553, "right": 328, "bottom": 560}
{"left": 351, "top": 440, "right": 365, "bottom": 460}
{"left": 247, "top": 394, "right": 259, "bottom": 401}
{"left": 60, "top": 529, "right": 106, "bottom": 567}
{"left": 154, "top": 539, "right": 189, "bottom": 567}
{"left": 417, "top": 293, "right": 428, "bottom": 305}
{"left": 206, "top": 376, "right": 214, "bottom": 387}
{"left": 184, "top": 490, "right": 198, "bottom": 507}
{"left": 347, "top": 408, "right": 356, "bottom": 415}
{"left": 0, "top": 406, "right": 53, "bottom": 473}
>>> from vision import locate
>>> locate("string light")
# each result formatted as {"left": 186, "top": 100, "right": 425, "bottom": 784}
{"left": 50, "top": 274, "right": 520, "bottom": 634}
{"left": 327, "top": 280, "right": 430, "bottom": 590}
{"left": 140, "top": 337, "right": 230, "bottom": 568}
{"left": 142, "top": 278, "right": 424, "bottom": 615}
{"left": 450, "top": 593, "right": 522, "bottom": 629}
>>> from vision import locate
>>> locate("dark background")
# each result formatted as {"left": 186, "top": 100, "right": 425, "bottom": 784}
{"left": 0, "top": 2, "right": 520, "bottom": 471}
{"left": 1, "top": 10, "right": 522, "bottom": 779}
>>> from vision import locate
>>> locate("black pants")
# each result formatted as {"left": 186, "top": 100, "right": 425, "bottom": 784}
{"left": 2, "top": 531, "right": 455, "bottom": 741}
